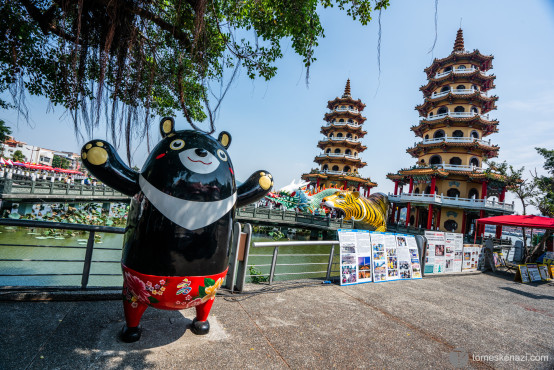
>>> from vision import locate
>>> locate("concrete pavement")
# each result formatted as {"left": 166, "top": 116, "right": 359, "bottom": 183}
{"left": 1, "top": 272, "right": 553, "bottom": 369}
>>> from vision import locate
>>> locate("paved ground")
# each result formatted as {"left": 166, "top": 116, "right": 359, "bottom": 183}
{"left": 1, "top": 271, "right": 553, "bottom": 369}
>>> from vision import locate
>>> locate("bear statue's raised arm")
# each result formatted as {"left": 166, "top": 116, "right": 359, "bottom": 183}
{"left": 237, "top": 170, "right": 273, "bottom": 207}
{"left": 80, "top": 141, "right": 140, "bottom": 196}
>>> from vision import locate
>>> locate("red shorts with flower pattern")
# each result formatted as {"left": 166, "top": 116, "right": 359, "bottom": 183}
{"left": 122, "top": 264, "right": 228, "bottom": 310}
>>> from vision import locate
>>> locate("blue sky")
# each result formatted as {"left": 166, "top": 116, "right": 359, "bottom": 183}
{"left": 2, "top": 0, "right": 554, "bottom": 214}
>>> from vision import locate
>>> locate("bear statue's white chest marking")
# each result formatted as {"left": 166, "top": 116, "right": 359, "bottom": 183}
{"left": 139, "top": 174, "right": 237, "bottom": 231}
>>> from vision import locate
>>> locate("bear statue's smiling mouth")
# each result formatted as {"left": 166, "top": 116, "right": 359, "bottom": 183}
{"left": 139, "top": 175, "right": 236, "bottom": 230}
{"left": 187, "top": 157, "right": 212, "bottom": 165}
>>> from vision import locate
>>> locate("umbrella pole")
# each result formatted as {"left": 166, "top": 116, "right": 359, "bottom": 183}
{"left": 474, "top": 221, "right": 478, "bottom": 244}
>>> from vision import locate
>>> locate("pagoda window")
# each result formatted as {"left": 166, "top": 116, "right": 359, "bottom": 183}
{"left": 346, "top": 133, "right": 352, "bottom": 139}
{"left": 344, "top": 166, "right": 351, "bottom": 172}
{"left": 414, "top": 188, "right": 420, "bottom": 194}
{"left": 334, "top": 148, "right": 341, "bottom": 154}
{"left": 433, "top": 130, "right": 445, "bottom": 139}
{"left": 424, "top": 134, "right": 429, "bottom": 140}
{"left": 447, "top": 188, "right": 461, "bottom": 198}
{"left": 468, "top": 188, "right": 479, "bottom": 199}
{"left": 454, "top": 106, "right": 465, "bottom": 113}
{"left": 349, "top": 105, "right": 353, "bottom": 109}
{"left": 339, "top": 119, "right": 345, "bottom": 122}
{"left": 456, "top": 65, "right": 466, "bottom": 70}
{"left": 437, "top": 107, "right": 448, "bottom": 115}
{"left": 470, "top": 157, "right": 480, "bottom": 167}
{"left": 444, "top": 220, "right": 458, "bottom": 232}
{"left": 424, "top": 185, "right": 438, "bottom": 194}
{"left": 322, "top": 165, "right": 329, "bottom": 171}
{"left": 345, "top": 149, "right": 352, "bottom": 155}
{"left": 471, "top": 107, "right": 479, "bottom": 114}
{"left": 347, "top": 119, "right": 353, "bottom": 123}
{"left": 353, "top": 152, "right": 358, "bottom": 157}
{"left": 329, "top": 133, "right": 334, "bottom": 138}
{"left": 450, "top": 157, "right": 462, "bottom": 165}
{"left": 472, "top": 85, "right": 479, "bottom": 91}
{"left": 354, "top": 136, "right": 358, "bottom": 140}
{"left": 430, "top": 155, "right": 442, "bottom": 165}
{"left": 444, "top": 66, "right": 452, "bottom": 72}
{"left": 326, "top": 149, "right": 331, "bottom": 154}
{"left": 428, "top": 112, "right": 434, "bottom": 118}
{"left": 440, "top": 86, "right": 451, "bottom": 93}
{"left": 456, "top": 85, "right": 466, "bottom": 90}
{"left": 452, "top": 130, "right": 464, "bottom": 138}
{"left": 332, "top": 165, "right": 339, "bottom": 171}
{"left": 337, "top": 133, "right": 343, "bottom": 138}
{"left": 470, "top": 130, "right": 479, "bottom": 139}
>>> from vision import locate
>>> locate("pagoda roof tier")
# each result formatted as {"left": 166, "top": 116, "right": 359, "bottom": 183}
{"left": 313, "top": 153, "right": 367, "bottom": 167}
{"left": 415, "top": 91, "right": 498, "bottom": 116}
{"left": 411, "top": 115, "right": 499, "bottom": 138}
{"left": 406, "top": 140, "right": 499, "bottom": 158}
{"left": 320, "top": 123, "right": 367, "bottom": 137}
{"left": 387, "top": 166, "right": 509, "bottom": 184}
{"left": 420, "top": 70, "right": 496, "bottom": 95}
{"left": 317, "top": 138, "right": 367, "bottom": 151}
{"left": 424, "top": 50, "right": 494, "bottom": 78}
{"left": 326, "top": 97, "right": 366, "bottom": 111}
{"left": 324, "top": 110, "right": 367, "bottom": 123}
{"left": 301, "top": 171, "right": 377, "bottom": 188}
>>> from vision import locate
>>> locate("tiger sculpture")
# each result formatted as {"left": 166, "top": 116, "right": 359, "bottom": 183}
{"left": 322, "top": 191, "right": 389, "bottom": 232}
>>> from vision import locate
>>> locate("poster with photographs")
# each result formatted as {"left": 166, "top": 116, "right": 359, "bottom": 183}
{"left": 406, "top": 235, "right": 422, "bottom": 279}
{"left": 452, "top": 236, "right": 464, "bottom": 272}
{"left": 462, "top": 245, "right": 481, "bottom": 271}
{"left": 338, "top": 229, "right": 358, "bottom": 285}
{"left": 444, "top": 233, "right": 455, "bottom": 272}
{"left": 396, "top": 235, "right": 413, "bottom": 280}
{"left": 424, "top": 231, "right": 445, "bottom": 274}
{"left": 356, "top": 230, "right": 372, "bottom": 283}
{"left": 370, "top": 232, "right": 387, "bottom": 282}
{"left": 526, "top": 264, "right": 542, "bottom": 282}
{"left": 384, "top": 233, "right": 399, "bottom": 281}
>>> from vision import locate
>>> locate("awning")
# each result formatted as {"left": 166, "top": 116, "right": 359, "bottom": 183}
{"left": 476, "top": 215, "right": 554, "bottom": 229}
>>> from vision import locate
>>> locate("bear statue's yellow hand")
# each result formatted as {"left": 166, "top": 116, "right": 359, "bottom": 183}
{"left": 82, "top": 141, "right": 108, "bottom": 166}
{"left": 258, "top": 172, "right": 273, "bottom": 191}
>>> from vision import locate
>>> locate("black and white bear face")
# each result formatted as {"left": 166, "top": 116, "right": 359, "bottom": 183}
{"left": 140, "top": 118, "right": 234, "bottom": 202}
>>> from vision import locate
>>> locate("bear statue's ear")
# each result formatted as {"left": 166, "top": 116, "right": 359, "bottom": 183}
{"left": 218, "top": 131, "right": 232, "bottom": 149}
{"left": 160, "top": 117, "right": 176, "bottom": 138}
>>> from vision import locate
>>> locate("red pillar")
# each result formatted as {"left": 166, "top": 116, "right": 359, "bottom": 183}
{"left": 343, "top": 180, "right": 347, "bottom": 190}
{"left": 357, "top": 183, "right": 361, "bottom": 191}
{"left": 427, "top": 177, "right": 436, "bottom": 230}
{"left": 390, "top": 204, "right": 397, "bottom": 223}
{"left": 461, "top": 211, "right": 467, "bottom": 235}
{"left": 367, "top": 187, "right": 371, "bottom": 196}
{"left": 405, "top": 203, "right": 411, "bottom": 226}
{"left": 408, "top": 177, "right": 414, "bottom": 194}
{"left": 479, "top": 181, "right": 488, "bottom": 237}
{"left": 316, "top": 177, "right": 320, "bottom": 191}
{"left": 496, "top": 187, "right": 506, "bottom": 238}
{"left": 393, "top": 181, "right": 399, "bottom": 195}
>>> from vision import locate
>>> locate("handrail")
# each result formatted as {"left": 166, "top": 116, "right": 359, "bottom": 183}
{"left": 0, "top": 178, "right": 127, "bottom": 198}
{"left": 333, "top": 107, "right": 359, "bottom": 114}
{"left": 430, "top": 89, "right": 487, "bottom": 99}
{"left": 317, "top": 153, "right": 359, "bottom": 160}
{"left": 324, "top": 122, "right": 361, "bottom": 128}
{"left": 420, "top": 136, "right": 492, "bottom": 145}
{"left": 423, "top": 112, "right": 491, "bottom": 121}
{"left": 388, "top": 192, "right": 515, "bottom": 212}
{"left": 320, "top": 137, "right": 361, "bottom": 143}
{"left": 0, "top": 218, "right": 125, "bottom": 233}
{"left": 434, "top": 67, "right": 483, "bottom": 79}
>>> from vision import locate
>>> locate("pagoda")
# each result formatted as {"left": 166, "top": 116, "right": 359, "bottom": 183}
{"left": 386, "top": 29, "right": 514, "bottom": 238}
{"left": 301, "top": 80, "right": 377, "bottom": 195}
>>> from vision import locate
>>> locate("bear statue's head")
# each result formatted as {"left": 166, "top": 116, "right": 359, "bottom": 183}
{"left": 140, "top": 117, "right": 235, "bottom": 203}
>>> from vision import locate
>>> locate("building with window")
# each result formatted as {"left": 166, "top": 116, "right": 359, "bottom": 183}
{"left": 301, "top": 80, "right": 377, "bottom": 195}
{"left": 386, "top": 29, "right": 514, "bottom": 238}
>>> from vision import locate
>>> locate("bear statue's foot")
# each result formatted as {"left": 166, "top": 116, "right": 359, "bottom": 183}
{"left": 190, "top": 318, "right": 210, "bottom": 335}
{"left": 120, "top": 325, "right": 142, "bottom": 343}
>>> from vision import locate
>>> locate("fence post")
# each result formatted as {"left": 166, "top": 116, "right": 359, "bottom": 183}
{"left": 49, "top": 181, "right": 54, "bottom": 194}
{"left": 81, "top": 231, "right": 96, "bottom": 289}
{"left": 269, "top": 246, "right": 279, "bottom": 284}
{"left": 326, "top": 244, "right": 335, "bottom": 280}
{"left": 30, "top": 180, "right": 36, "bottom": 193}
{"left": 235, "top": 223, "right": 253, "bottom": 292}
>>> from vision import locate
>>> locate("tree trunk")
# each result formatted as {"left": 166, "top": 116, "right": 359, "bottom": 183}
{"left": 525, "top": 229, "right": 552, "bottom": 263}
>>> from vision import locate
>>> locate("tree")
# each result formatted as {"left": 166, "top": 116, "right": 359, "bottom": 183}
{"left": 52, "top": 155, "right": 70, "bottom": 169}
{"left": 0, "top": 0, "right": 389, "bottom": 161}
{"left": 12, "top": 149, "right": 25, "bottom": 162}
{"left": 0, "top": 119, "right": 11, "bottom": 157}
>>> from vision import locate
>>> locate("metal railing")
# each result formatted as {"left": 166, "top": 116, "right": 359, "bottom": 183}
{"left": 317, "top": 153, "right": 360, "bottom": 160}
{"left": 320, "top": 137, "right": 362, "bottom": 143}
{"left": 430, "top": 89, "right": 488, "bottom": 99}
{"left": 0, "top": 178, "right": 127, "bottom": 199}
{"left": 334, "top": 107, "right": 359, "bottom": 114}
{"left": 324, "top": 122, "right": 361, "bottom": 128}
{"left": 0, "top": 219, "right": 125, "bottom": 289}
{"left": 434, "top": 67, "right": 481, "bottom": 78}
{"left": 424, "top": 112, "right": 491, "bottom": 121}
{"left": 420, "top": 136, "right": 492, "bottom": 145}
{"left": 246, "top": 240, "right": 340, "bottom": 284}
{"left": 235, "top": 206, "right": 354, "bottom": 230}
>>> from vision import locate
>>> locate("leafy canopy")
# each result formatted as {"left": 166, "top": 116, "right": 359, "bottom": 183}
{"left": 0, "top": 0, "right": 389, "bottom": 160}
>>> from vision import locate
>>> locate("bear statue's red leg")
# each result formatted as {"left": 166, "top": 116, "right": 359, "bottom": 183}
{"left": 191, "top": 298, "right": 214, "bottom": 335}
{"left": 120, "top": 294, "right": 148, "bottom": 342}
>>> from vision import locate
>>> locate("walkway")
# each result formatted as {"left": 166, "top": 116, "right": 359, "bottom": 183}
{"left": 1, "top": 272, "right": 553, "bottom": 369}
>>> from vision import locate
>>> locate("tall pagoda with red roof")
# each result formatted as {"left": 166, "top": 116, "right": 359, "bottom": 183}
{"left": 387, "top": 29, "right": 514, "bottom": 238}
{"left": 301, "top": 80, "right": 377, "bottom": 195}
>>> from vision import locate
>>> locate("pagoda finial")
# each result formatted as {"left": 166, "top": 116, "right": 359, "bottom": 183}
{"left": 342, "top": 79, "right": 351, "bottom": 98}
{"left": 453, "top": 28, "right": 464, "bottom": 52}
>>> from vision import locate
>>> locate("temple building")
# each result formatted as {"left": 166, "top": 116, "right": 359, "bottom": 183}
{"left": 301, "top": 80, "right": 377, "bottom": 195}
{"left": 386, "top": 29, "right": 514, "bottom": 238}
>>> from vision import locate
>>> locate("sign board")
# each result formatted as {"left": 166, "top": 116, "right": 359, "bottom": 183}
{"left": 538, "top": 264, "right": 551, "bottom": 281}
{"left": 526, "top": 264, "right": 542, "bottom": 282}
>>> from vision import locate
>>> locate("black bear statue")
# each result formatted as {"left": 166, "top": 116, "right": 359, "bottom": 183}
{"left": 80, "top": 117, "right": 273, "bottom": 342}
